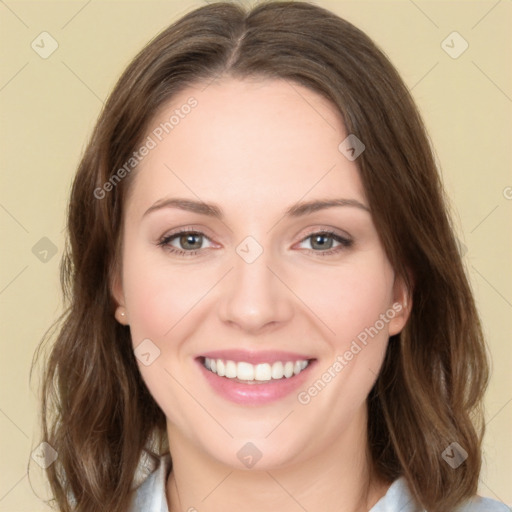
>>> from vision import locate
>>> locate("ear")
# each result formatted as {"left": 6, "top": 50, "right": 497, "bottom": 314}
{"left": 110, "top": 268, "right": 129, "bottom": 326}
{"left": 387, "top": 271, "right": 413, "bottom": 336}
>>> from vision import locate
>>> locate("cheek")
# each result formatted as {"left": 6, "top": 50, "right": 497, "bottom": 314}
{"left": 121, "top": 244, "right": 202, "bottom": 342}
{"left": 299, "top": 252, "right": 395, "bottom": 345}
{"left": 122, "top": 237, "right": 395, "bottom": 353}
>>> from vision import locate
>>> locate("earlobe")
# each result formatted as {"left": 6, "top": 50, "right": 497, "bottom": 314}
{"left": 111, "top": 270, "right": 129, "bottom": 325}
{"left": 115, "top": 305, "right": 129, "bottom": 325}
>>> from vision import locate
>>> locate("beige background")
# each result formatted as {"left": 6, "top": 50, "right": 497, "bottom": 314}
{"left": 0, "top": 0, "right": 510, "bottom": 510}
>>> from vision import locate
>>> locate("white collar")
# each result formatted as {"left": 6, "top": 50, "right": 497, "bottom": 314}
{"left": 128, "top": 450, "right": 507, "bottom": 512}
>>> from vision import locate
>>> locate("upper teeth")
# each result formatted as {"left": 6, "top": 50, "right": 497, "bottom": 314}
{"left": 203, "top": 358, "right": 310, "bottom": 381}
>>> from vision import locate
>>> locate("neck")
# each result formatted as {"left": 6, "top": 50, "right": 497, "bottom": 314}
{"left": 165, "top": 409, "right": 390, "bottom": 512}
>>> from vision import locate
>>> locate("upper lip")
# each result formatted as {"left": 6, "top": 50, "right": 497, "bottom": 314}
{"left": 198, "top": 349, "right": 315, "bottom": 365}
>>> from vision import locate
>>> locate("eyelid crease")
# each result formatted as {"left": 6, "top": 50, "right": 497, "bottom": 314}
{"left": 156, "top": 223, "right": 353, "bottom": 244}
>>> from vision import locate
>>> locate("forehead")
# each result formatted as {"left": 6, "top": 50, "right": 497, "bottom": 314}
{"left": 125, "top": 77, "right": 367, "bottom": 219}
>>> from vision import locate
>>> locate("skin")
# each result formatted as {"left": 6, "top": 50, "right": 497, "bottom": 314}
{"left": 112, "top": 76, "right": 412, "bottom": 512}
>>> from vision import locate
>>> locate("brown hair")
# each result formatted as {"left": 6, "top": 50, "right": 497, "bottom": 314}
{"left": 31, "top": 1, "right": 489, "bottom": 511}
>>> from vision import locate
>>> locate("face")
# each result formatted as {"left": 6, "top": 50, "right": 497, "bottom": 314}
{"left": 112, "top": 76, "right": 410, "bottom": 470}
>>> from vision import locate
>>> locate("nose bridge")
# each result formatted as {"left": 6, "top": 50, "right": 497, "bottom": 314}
{"left": 217, "top": 234, "right": 293, "bottom": 331}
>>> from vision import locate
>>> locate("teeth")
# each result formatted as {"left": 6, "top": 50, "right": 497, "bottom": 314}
{"left": 271, "top": 361, "right": 284, "bottom": 379}
{"left": 254, "top": 363, "right": 271, "bottom": 381}
{"left": 217, "top": 359, "right": 225, "bottom": 377}
{"left": 225, "top": 360, "right": 237, "bottom": 378}
{"left": 283, "top": 361, "right": 294, "bottom": 378}
{"left": 237, "top": 362, "right": 255, "bottom": 380}
{"left": 203, "top": 357, "right": 311, "bottom": 381}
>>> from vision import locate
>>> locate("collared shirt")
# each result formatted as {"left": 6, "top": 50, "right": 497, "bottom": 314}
{"left": 127, "top": 450, "right": 509, "bottom": 512}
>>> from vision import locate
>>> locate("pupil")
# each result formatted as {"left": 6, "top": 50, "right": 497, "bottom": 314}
{"left": 182, "top": 234, "right": 201, "bottom": 249}
{"left": 313, "top": 234, "right": 331, "bottom": 250}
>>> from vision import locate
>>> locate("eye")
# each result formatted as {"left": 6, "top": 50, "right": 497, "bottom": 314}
{"left": 157, "top": 228, "right": 353, "bottom": 257}
{"left": 296, "top": 230, "right": 353, "bottom": 256}
{"left": 157, "top": 230, "right": 213, "bottom": 257}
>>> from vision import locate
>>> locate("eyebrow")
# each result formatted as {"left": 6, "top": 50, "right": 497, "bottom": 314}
{"left": 143, "top": 197, "right": 370, "bottom": 219}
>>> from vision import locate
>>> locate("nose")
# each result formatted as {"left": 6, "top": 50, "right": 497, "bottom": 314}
{"left": 217, "top": 242, "right": 294, "bottom": 334}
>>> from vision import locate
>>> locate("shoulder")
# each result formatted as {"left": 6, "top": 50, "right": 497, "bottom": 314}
{"left": 454, "top": 494, "right": 510, "bottom": 511}
{"left": 370, "top": 477, "right": 510, "bottom": 512}
{"left": 127, "top": 449, "right": 172, "bottom": 512}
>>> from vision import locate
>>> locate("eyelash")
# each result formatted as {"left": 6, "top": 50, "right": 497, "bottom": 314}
{"left": 156, "top": 227, "right": 353, "bottom": 257}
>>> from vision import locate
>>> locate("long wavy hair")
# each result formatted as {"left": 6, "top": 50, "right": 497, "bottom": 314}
{"left": 30, "top": 1, "right": 490, "bottom": 511}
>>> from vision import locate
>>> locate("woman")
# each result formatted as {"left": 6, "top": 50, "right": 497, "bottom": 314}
{"left": 31, "top": 1, "right": 508, "bottom": 511}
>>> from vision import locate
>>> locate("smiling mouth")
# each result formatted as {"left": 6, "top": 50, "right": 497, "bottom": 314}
{"left": 199, "top": 356, "right": 314, "bottom": 383}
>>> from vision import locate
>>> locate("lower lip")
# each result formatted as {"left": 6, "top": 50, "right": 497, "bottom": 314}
{"left": 196, "top": 358, "right": 316, "bottom": 406}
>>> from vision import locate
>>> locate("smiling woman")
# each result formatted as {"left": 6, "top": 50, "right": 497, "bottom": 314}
{"left": 30, "top": 1, "right": 507, "bottom": 512}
